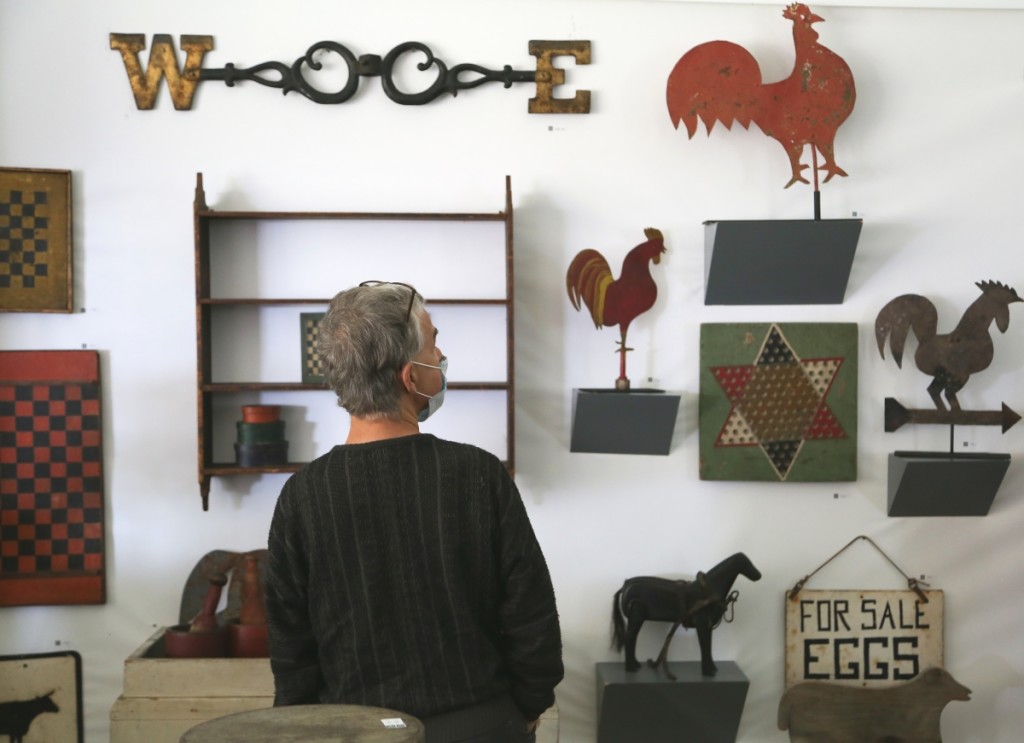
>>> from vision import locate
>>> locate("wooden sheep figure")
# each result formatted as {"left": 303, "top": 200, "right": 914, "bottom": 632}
{"left": 0, "top": 690, "right": 59, "bottom": 743}
{"left": 778, "top": 667, "right": 970, "bottom": 742}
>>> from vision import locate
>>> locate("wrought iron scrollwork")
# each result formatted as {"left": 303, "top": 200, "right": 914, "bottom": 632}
{"left": 109, "top": 32, "right": 590, "bottom": 112}
{"left": 200, "top": 40, "right": 539, "bottom": 105}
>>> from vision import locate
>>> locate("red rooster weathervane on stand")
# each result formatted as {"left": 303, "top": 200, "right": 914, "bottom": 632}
{"left": 666, "top": 3, "right": 862, "bottom": 306}
{"left": 667, "top": 2, "right": 855, "bottom": 212}
{"left": 567, "top": 228, "right": 666, "bottom": 390}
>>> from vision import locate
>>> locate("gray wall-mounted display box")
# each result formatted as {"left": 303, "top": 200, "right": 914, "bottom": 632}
{"left": 704, "top": 219, "right": 862, "bottom": 305}
{"left": 596, "top": 661, "right": 749, "bottom": 743}
{"left": 570, "top": 389, "right": 680, "bottom": 455}
{"left": 888, "top": 451, "right": 1011, "bottom": 516}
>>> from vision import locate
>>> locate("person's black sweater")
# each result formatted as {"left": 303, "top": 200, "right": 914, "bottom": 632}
{"left": 265, "top": 433, "right": 563, "bottom": 722}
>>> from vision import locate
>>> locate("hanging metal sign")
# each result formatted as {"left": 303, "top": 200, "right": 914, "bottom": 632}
{"left": 109, "top": 34, "right": 590, "bottom": 113}
{"left": 784, "top": 589, "right": 944, "bottom": 689}
{"left": 784, "top": 536, "right": 944, "bottom": 689}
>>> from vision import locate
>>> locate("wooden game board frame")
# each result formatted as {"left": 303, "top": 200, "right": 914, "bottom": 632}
{"left": 299, "top": 312, "right": 326, "bottom": 384}
{"left": 699, "top": 322, "right": 858, "bottom": 482}
{"left": 0, "top": 167, "right": 73, "bottom": 313}
{"left": 0, "top": 350, "right": 106, "bottom": 606}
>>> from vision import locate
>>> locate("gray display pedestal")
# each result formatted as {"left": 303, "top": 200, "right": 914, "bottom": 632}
{"left": 596, "top": 661, "right": 749, "bottom": 743}
{"left": 570, "top": 389, "right": 680, "bottom": 455}
{"left": 704, "top": 219, "right": 862, "bottom": 305}
{"left": 888, "top": 451, "right": 1011, "bottom": 516}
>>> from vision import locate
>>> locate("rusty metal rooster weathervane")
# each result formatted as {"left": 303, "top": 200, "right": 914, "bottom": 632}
{"left": 566, "top": 229, "right": 666, "bottom": 391}
{"left": 666, "top": 3, "right": 856, "bottom": 197}
{"left": 876, "top": 281, "right": 1023, "bottom": 437}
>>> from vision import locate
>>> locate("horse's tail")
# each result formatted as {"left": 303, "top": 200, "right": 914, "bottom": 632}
{"left": 875, "top": 294, "right": 937, "bottom": 367}
{"left": 610, "top": 587, "right": 626, "bottom": 651}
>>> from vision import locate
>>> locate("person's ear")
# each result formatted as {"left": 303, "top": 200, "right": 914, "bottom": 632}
{"left": 399, "top": 362, "right": 417, "bottom": 394}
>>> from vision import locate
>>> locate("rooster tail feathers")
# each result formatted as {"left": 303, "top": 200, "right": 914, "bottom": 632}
{"left": 875, "top": 294, "right": 939, "bottom": 367}
{"left": 583, "top": 271, "right": 613, "bottom": 328}
{"left": 666, "top": 41, "right": 763, "bottom": 139}
{"left": 566, "top": 249, "right": 613, "bottom": 327}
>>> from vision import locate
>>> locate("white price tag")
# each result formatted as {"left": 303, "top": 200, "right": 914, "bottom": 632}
{"left": 381, "top": 718, "right": 408, "bottom": 729}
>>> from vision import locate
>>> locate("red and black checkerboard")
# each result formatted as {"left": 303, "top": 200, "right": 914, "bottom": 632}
{"left": 0, "top": 351, "right": 105, "bottom": 606}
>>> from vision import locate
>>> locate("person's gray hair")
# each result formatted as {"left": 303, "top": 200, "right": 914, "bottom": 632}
{"left": 316, "top": 283, "right": 425, "bottom": 419}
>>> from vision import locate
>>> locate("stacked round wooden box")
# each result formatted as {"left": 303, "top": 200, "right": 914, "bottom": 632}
{"left": 234, "top": 405, "right": 288, "bottom": 466}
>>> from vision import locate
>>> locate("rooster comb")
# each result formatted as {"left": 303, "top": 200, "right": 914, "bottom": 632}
{"left": 643, "top": 227, "right": 663, "bottom": 241}
{"left": 976, "top": 280, "right": 1020, "bottom": 298}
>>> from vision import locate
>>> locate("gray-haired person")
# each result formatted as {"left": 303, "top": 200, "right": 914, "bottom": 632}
{"left": 266, "top": 282, "right": 563, "bottom": 742}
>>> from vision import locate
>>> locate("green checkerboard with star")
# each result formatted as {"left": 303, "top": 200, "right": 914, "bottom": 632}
{"left": 699, "top": 323, "right": 857, "bottom": 482}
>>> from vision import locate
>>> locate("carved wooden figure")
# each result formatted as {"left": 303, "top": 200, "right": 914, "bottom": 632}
{"left": 778, "top": 667, "right": 971, "bottom": 743}
{"left": 611, "top": 553, "right": 761, "bottom": 678}
{"left": 667, "top": 3, "right": 856, "bottom": 189}
{"left": 566, "top": 228, "right": 666, "bottom": 390}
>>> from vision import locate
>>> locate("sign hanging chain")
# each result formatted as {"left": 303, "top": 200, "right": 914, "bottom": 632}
{"left": 787, "top": 535, "right": 930, "bottom": 603}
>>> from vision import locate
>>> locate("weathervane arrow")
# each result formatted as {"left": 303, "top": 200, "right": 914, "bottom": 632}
{"left": 884, "top": 397, "right": 1022, "bottom": 434}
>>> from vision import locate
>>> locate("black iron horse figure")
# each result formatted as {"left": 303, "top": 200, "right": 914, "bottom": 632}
{"left": 611, "top": 552, "right": 761, "bottom": 678}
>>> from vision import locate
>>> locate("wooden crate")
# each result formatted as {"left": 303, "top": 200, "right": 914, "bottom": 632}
{"left": 109, "top": 627, "right": 273, "bottom": 743}
{"left": 538, "top": 706, "right": 560, "bottom": 743}
{"left": 111, "top": 628, "right": 558, "bottom": 742}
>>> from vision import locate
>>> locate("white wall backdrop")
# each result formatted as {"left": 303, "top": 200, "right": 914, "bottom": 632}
{"left": 2, "top": 1, "right": 1023, "bottom": 741}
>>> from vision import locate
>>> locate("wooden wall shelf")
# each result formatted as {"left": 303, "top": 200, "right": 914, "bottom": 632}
{"left": 194, "top": 173, "right": 516, "bottom": 510}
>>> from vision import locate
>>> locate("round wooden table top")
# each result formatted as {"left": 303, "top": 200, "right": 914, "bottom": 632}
{"left": 179, "top": 704, "right": 424, "bottom": 743}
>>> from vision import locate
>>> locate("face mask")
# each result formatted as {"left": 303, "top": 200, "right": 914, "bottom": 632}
{"left": 411, "top": 356, "right": 447, "bottom": 422}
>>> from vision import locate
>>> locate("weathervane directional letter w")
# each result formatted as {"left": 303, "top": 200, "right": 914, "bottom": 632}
{"left": 110, "top": 33, "right": 213, "bottom": 110}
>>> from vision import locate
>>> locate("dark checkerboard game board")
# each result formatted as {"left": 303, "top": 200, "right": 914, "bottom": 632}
{"left": 0, "top": 351, "right": 105, "bottom": 605}
{"left": 301, "top": 312, "right": 326, "bottom": 384}
{"left": 0, "top": 188, "right": 50, "bottom": 290}
{"left": 0, "top": 168, "right": 73, "bottom": 312}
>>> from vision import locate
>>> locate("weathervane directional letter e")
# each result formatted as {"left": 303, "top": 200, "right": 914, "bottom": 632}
{"left": 528, "top": 40, "right": 591, "bottom": 114}
{"left": 110, "top": 33, "right": 213, "bottom": 110}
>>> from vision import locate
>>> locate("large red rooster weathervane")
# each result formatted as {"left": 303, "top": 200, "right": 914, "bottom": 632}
{"left": 567, "top": 228, "right": 666, "bottom": 391}
{"left": 667, "top": 3, "right": 856, "bottom": 192}
{"left": 875, "top": 281, "right": 1023, "bottom": 434}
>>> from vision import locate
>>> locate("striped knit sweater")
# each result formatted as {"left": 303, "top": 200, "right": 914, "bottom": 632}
{"left": 265, "top": 434, "right": 563, "bottom": 722}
